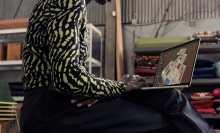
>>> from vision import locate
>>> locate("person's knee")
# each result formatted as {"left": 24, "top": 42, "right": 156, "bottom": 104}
{"left": 163, "top": 90, "right": 188, "bottom": 113}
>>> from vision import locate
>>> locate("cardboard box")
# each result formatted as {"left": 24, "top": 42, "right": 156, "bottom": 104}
{"left": 7, "top": 43, "right": 22, "bottom": 60}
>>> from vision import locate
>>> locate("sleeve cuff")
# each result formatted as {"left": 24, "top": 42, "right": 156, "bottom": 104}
{"left": 118, "top": 82, "right": 126, "bottom": 93}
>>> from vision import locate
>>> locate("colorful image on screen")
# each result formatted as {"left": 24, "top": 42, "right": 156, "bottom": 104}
{"left": 153, "top": 41, "right": 199, "bottom": 87}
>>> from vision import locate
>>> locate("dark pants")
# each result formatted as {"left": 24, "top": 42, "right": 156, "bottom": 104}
{"left": 20, "top": 86, "right": 215, "bottom": 133}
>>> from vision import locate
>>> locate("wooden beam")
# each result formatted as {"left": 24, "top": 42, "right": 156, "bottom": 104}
{"left": 105, "top": 0, "right": 116, "bottom": 80}
{"left": 115, "top": 0, "right": 124, "bottom": 80}
{"left": 0, "top": 18, "right": 28, "bottom": 30}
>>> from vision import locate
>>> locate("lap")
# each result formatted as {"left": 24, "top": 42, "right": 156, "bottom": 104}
{"left": 121, "top": 89, "right": 184, "bottom": 113}
{"left": 20, "top": 87, "right": 172, "bottom": 133}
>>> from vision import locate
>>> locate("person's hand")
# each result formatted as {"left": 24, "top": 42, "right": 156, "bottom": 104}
{"left": 119, "top": 74, "right": 131, "bottom": 83}
{"left": 122, "top": 75, "right": 149, "bottom": 92}
{"left": 71, "top": 97, "right": 98, "bottom": 107}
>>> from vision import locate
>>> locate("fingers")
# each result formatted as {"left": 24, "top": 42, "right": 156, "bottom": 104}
{"left": 133, "top": 76, "right": 142, "bottom": 82}
{"left": 77, "top": 99, "right": 98, "bottom": 107}
{"left": 124, "top": 75, "right": 136, "bottom": 84}
{"left": 119, "top": 74, "right": 130, "bottom": 83}
{"left": 87, "top": 99, "right": 98, "bottom": 107}
{"left": 71, "top": 97, "right": 86, "bottom": 104}
{"left": 71, "top": 98, "right": 98, "bottom": 107}
{"left": 131, "top": 75, "right": 147, "bottom": 83}
{"left": 124, "top": 80, "right": 149, "bottom": 92}
{"left": 138, "top": 81, "right": 149, "bottom": 87}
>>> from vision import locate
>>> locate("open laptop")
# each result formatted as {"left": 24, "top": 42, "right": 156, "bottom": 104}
{"left": 141, "top": 38, "right": 200, "bottom": 90}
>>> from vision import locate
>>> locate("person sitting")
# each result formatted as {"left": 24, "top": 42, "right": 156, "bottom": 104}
{"left": 20, "top": 0, "right": 215, "bottom": 133}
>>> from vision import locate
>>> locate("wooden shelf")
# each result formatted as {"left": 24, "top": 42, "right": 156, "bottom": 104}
{"left": 202, "top": 114, "right": 220, "bottom": 129}
{"left": 0, "top": 60, "right": 22, "bottom": 66}
{"left": 0, "top": 58, "right": 102, "bottom": 70}
{"left": 134, "top": 47, "right": 165, "bottom": 55}
{"left": 142, "top": 78, "right": 220, "bottom": 86}
{"left": 134, "top": 44, "right": 220, "bottom": 54}
{"left": 199, "top": 44, "right": 220, "bottom": 54}
{"left": 202, "top": 114, "right": 220, "bottom": 119}
{"left": 0, "top": 60, "right": 22, "bottom": 70}
{"left": 192, "top": 78, "right": 220, "bottom": 85}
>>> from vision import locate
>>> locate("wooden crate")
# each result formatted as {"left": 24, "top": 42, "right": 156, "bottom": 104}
{"left": 7, "top": 43, "right": 22, "bottom": 60}
{"left": 0, "top": 43, "right": 7, "bottom": 61}
{"left": 0, "top": 43, "right": 3, "bottom": 60}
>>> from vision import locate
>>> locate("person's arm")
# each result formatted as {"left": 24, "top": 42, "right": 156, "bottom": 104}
{"left": 46, "top": 0, "right": 124, "bottom": 98}
{"left": 71, "top": 75, "right": 149, "bottom": 107}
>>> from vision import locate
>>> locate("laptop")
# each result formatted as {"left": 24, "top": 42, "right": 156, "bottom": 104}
{"left": 141, "top": 38, "right": 200, "bottom": 90}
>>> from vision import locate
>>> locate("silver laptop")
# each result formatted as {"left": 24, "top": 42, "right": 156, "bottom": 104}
{"left": 141, "top": 38, "right": 200, "bottom": 90}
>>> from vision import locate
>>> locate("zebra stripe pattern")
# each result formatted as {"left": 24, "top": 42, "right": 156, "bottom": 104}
{"left": 22, "top": 0, "right": 124, "bottom": 98}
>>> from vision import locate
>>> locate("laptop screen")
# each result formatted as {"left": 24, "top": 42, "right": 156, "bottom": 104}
{"left": 153, "top": 39, "right": 200, "bottom": 87}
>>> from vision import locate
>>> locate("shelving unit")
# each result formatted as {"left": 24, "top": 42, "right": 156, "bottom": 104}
{"left": 191, "top": 78, "right": 220, "bottom": 85}
{"left": 134, "top": 44, "right": 220, "bottom": 85}
{"left": 134, "top": 44, "right": 220, "bottom": 54}
{"left": 86, "top": 23, "right": 103, "bottom": 76}
{"left": 0, "top": 24, "right": 103, "bottom": 74}
{"left": 0, "top": 60, "right": 22, "bottom": 70}
{"left": 143, "top": 78, "right": 220, "bottom": 86}
{"left": 134, "top": 41, "right": 220, "bottom": 129}
{"left": 0, "top": 23, "right": 103, "bottom": 102}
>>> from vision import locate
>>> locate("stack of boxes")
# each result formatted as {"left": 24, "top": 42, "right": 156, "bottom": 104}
{"left": 0, "top": 43, "right": 22, "bottom": 61}
{"left": 0, "top": 19, "right": 28, "bottom": 61}
{"left": 0, "top": 18, "right": 28, "bottom": 100}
